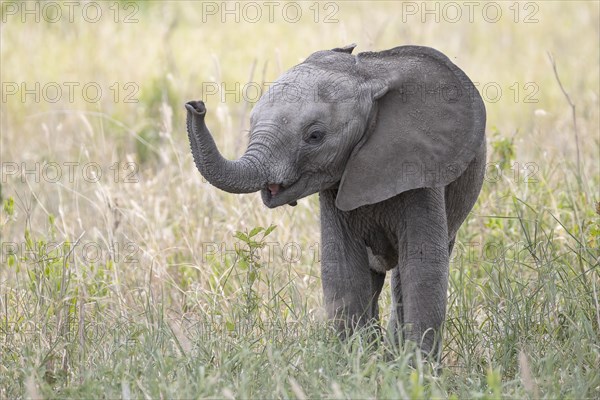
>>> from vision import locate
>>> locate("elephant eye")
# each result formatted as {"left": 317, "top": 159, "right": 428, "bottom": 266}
{"left": 305, "top": 130, "right": 326, "bottom": 144}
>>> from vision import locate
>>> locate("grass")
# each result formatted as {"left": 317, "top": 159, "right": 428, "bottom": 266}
{"left": 1, "top": 1, "right": 599, "bottom": 398}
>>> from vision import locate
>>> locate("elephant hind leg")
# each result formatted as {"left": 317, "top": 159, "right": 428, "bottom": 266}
{"left": 366, "top": 247, "right": 393, "bottom": 338}
{"left": 369, "top": 268, "right": 386, "bottom": 337}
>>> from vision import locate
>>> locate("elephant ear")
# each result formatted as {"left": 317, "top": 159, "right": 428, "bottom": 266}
{"left": 331, "top": 43, "right": 357, "bottom": 54}
{"left": 335, "top": 46, "right": 486, "bottom": 211}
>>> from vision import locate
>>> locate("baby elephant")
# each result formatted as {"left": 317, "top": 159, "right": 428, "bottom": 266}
{"left": 185, "top": 44, "right": 486, "bottom": 360}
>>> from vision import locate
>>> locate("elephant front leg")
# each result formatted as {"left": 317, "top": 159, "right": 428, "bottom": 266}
{"left": 320, "top": 196, "right": 383, "bottom": 335}
{"left": 398, "top": 188, "right": 449, "bottom": 360}
{"left": 321, "top": 236, "right": 385, "bottom": 335}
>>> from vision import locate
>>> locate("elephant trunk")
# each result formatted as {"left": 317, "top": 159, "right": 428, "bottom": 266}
{"left": 185, "top": 101, "right": 265, "bottom": 193}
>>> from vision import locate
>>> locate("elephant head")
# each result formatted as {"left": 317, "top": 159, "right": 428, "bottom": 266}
{"left": 186, "top": 44, "right": 485, "bottom": 210}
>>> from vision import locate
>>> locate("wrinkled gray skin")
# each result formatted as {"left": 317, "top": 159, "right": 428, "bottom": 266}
{"left": 186, "top": 45, "right": 486, "bottom": 360}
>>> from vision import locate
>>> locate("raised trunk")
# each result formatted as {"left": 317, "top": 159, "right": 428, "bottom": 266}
{"left": 185, "top": 101, "right": 265, "bottom": 193}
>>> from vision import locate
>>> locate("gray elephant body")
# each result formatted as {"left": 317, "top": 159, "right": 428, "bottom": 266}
{"left": 318, "top": 140, "right": 485, "bottom": 355}
{"left": 186, "top": 44, "right": 486, "bottom": 359}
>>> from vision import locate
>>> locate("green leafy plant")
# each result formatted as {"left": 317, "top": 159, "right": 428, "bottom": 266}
{"left": 233, "top": 225, "right": 277, "bottom": 319}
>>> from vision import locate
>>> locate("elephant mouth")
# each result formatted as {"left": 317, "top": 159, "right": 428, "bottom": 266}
{"left": 261, "top": 180, "right": 301, "bottom": 208}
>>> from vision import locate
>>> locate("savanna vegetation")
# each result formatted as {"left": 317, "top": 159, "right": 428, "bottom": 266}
{"left": 1, "top": 1, "right": 598, "bottom": 398}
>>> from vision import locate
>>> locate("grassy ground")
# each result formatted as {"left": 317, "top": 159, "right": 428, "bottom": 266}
{"left": 1, "top": 1, "right": 599, "bottom": 398}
